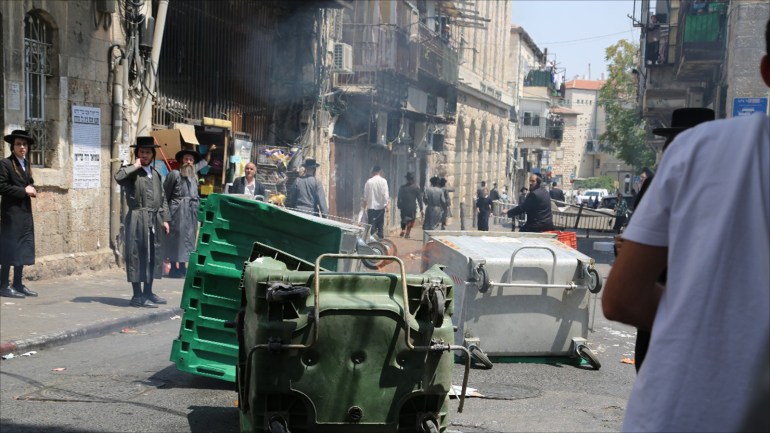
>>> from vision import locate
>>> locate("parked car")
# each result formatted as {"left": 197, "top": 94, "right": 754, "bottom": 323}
{"left": 599, "top": 194, "right": 636, "bottom": 211}
{"left": 580, "top": 188, "right": 609, "bottom": 203}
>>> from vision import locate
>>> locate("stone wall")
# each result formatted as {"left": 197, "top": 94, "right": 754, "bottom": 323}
{"left": 2, "top": 1, "right": 125, "bottom": 279}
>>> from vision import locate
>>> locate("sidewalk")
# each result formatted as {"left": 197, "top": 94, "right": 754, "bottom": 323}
{"left": 0, "top": 268, "right": 185, "bottom": 356}
{"left": 0, "top": 213, "right": 615, "bottom": 357}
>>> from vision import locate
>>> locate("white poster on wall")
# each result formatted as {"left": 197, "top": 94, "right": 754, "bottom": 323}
{"left": 72, "top": 106, "right": 101, "bottom": 189}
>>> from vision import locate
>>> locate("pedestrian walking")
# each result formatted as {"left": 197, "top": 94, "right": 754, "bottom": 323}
{"left": 439, "top": 177, "right": 453, "bottom": 230}
{"left": 362, "top": 165, "right": 389, "bottom": 239}
{"left": 476, "top": 188, "right": 492, "bottom": 231}
{"left": 396, "top": 172, "right": 422, "bottom": 239}
{"left": 611, "top": 191, "right": 628, "bottom": 234}
{"left": 603, "top": 22, "right": 770, "bottom": 432}
{"left": 286, "top": 158, "right": 328, "bottom": 218}
{"left": 422, "top": 176, "right": 446, "bottom": 231}
{"left": 163, "top": 149, "right": 204, "bottom": 278}
{"left": 0, "top": 130, "right": 38, "bottom": 298}
{"left": 114, "top": 136, "right": 171, "bottom": 308}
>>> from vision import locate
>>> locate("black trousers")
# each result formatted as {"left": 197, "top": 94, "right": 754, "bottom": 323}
{"left": 367, "top": 208, "right": 385, "bottom": 238}
{"left": 0, "top": 265, "right": 24, "bottom": 288}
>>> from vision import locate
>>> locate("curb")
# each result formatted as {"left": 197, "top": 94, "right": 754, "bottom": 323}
{"left": 0, "top": 306, "right": 183, "bottom": 357}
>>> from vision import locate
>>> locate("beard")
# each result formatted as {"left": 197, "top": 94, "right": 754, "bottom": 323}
{"left": 180, "top": 164, "right": 197, "bottom": 181}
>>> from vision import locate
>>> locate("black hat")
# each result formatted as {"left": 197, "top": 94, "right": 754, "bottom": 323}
{"left": 175, "top": 149, "right": 202, "bottom": 163}
{"left": 405, "top": 172, "right": 415, "bottom": 180}
{"left": 4, "top": 130, "right": 35, "bottom": 146}
{"left": 653, "top": 108, "right": 715, "bottom": 137}
{"left": 130, "top": 136, "right": 160, "bottom": 148}
{"left": 301, "top": 158, "right": 320, "bottom": 168}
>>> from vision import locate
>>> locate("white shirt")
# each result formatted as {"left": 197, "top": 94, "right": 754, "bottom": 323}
{"left": 143, "top": 165, "right": 153, "bottom": 178}
{"left": 621, "top": 114, "right": 770, "bottom": 432}
{"left": 363, "top": 174, "right": 389, "bottom": 210}
{"left": 15, "top": 156, "right": 26, "bottom": 172}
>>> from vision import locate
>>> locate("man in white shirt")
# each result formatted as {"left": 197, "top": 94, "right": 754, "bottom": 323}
{"left": 603, "top": 20, "right": 770, "bottom": 432}
{"left": 362, "top": 165, "right": 389, "bottom": 239}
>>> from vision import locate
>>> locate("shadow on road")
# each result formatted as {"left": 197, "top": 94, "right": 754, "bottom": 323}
{"left": 150, "top": 364, "right": 235, "bottom": 391}
{"left": 70, "top": 296, "right": 130, "bottom": 307}
{"left": 188, "top": 405, "right": 240, "bottom": 433}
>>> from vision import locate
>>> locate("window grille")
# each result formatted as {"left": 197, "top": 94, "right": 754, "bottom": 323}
{"left": 24, "top": 14, "right": 53, "bottom": 167}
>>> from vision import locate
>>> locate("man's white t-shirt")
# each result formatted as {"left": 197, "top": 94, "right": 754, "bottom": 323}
{"left": 621, "top": 114, "right": 770, "bottom": 432}
{"left": 363, "top": 174, "right": 389, "bottom": 210}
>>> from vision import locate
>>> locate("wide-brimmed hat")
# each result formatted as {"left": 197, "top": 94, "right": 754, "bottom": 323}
{"left": 130, "top": 136, "right": 160, "bottom": 148}
{"left": 4, "top": 130, "right": 35, "bottom": 146}
{"left": 301, "top": 158, "right": 320, "bottom": 168}
{"left": 405, "top": 172, "right": 415, "bottom": 180}
{"left": 653, "top": 108, "right": 715, "bottom": 137}
{"left": 175, "top": 149, "right": 202, "bottom": 163}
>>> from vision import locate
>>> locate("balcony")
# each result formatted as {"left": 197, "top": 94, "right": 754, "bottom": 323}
{"left": 336, "top": 25, "right": 417, "bottom": 87}
{"left": 417, "top": 23, "right": 459, "bottom": 85}
{"left": 524, "top": 69, "right": 559, "bottom": 96}
{"left": 519, "top": 118, "right": 564, "bottom": 142}
{"left": 585, "top": 140, "right": 607, "bottom": 154}
{"left": 676, "top": 2, "right": 726, "bottom": 80}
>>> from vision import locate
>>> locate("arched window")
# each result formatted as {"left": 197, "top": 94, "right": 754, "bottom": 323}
{"left": 24, "top": 12, "right": 54, "bottom": 167}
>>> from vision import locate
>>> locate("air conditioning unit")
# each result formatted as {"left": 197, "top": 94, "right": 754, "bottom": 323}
{"left": 333, "top": 43, "right": 353, "bottom": 74}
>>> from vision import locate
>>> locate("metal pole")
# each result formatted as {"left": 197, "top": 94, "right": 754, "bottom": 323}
{"left": 459, "top": 201, "right": 466, "bottom": 230}
{"left": 137, "top": 0, "right": 169, "bottom": 137}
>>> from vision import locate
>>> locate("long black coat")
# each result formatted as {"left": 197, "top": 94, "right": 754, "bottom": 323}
{"left": 163, "top": 170, "right": 199, "bottom": 262}
{"left": 397, "top": 182, "right": 423, "bottom": 224}
{"left": 507, "top": 186, "right": 554, "bottom": 232}
{"left": 115, "top": 165, "right": 170, "bottom": 282}
{"left": 0, "top": 157, "right": 35, "bottom": 266}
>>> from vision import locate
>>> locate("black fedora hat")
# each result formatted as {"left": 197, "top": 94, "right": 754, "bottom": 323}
{"left": 301, "top": 158, "right": 320, "bottom": 168}
{"left": 175, "top": 149, "right": 202, "bottom": 163}
{"left": 653, "top": 108, "right": 715, "bottom": 137}
{"left": 4, "top": 130, "right": 35, "bottom": 146}
{"left": 130, "top": 136, "right": 160, "bottom": 148}
{"left": 405, "top": 172, "right": 415, "bottom": 180}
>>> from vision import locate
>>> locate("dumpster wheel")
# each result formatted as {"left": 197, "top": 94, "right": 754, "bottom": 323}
{"left": 269, "top": 417, "right": 290, "bottom": 433}
{"left": 361, "top": 241, "right": 388, "bottom": 270}
{"left": 577, "top": 345, "right": 602, "bottom": 370}
{"left": 421, "top": 418, "right": 439, "bottom": 433}
{"left": 587, "top": 268, "right": 602, "bottom": 294}
{"left": 469, "top": 345, "right": 493, "bottom": 369}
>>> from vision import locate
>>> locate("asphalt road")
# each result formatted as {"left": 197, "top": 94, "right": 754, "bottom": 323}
{"left": 0, "top": 292, "right": 636, "bottom": 433}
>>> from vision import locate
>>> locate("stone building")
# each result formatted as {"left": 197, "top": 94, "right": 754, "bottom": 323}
{"left": 1, "top": 1, "right": 126, "bottom": 279}
{"left": 446, "top": 0, "right": 514, "bottom": 219}
{"left": 635, "top": 0, "right": 769, "bottom": 157}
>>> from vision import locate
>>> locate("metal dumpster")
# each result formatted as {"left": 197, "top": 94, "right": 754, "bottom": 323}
{"left": 170, "top": 194, "right": 368, "bottom": 383}
{"left": 236, "top": 246, "right": 470, "bottom": 433}
{"left": 421, "top": 230, "right": 602, "bottom": 369}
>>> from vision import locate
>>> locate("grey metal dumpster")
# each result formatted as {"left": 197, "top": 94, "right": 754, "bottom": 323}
{"left": 421, "top": 230, "right": 602, "bottom": 369}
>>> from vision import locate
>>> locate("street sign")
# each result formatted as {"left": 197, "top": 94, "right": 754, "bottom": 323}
{"left": 733, "top": 97, "right": 768, "bottom": 117}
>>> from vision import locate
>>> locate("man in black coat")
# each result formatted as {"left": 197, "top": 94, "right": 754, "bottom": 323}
{"left": 0, "top": 130, "right": 38, "bottom": 298}
{"left": 549, "top": 181, "right": 566, "bottom": 202}
{"left": 507, "top": 174, "right": 554, "bottom": 232}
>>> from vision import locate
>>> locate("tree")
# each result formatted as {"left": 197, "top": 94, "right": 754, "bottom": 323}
{"left": 598, "top": 40, "right": 656, "bottom": 171}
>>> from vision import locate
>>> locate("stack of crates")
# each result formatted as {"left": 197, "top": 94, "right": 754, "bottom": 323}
{"left": 170, "top": 194, "right": 362, "bottom": 382}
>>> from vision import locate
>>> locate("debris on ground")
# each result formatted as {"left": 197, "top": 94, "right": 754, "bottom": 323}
{"left": 1, "top": 353, "right": 16, "bottom": 360}
{"left": 620, "top": 357, "right": 635, "bottom": 364}
{"left": 170, "top": 315, "right": 181, "bottom": 320}
{"left": 120, "top": 328, "right": 137, "bottom": 334}
{"left": 52, "top": 367, "right": 66, "bottom": 372}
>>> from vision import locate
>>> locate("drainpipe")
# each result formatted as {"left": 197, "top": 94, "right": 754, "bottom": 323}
{"left": 110, "top": 52, "right": 125, "bottom": 260}
{"left": 137, "top": 0, "right": 169, "bottom": 136}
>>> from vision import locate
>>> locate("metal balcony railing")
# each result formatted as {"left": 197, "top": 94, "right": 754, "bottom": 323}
{"left": 417, "top": 23, "right": 459, "bottom": 84}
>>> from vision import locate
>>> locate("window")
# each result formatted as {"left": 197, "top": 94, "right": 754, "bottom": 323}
{"left": 523, "top": 112, "right": 532, "bottom": 125}
{"left": 24, "top": 13, "right": 54, "bottom": 167}
{"left": 531, "top": 114, "right": 540, "bottom": 126}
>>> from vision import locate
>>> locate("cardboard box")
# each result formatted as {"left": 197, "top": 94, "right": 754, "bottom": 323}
{"left": 151, "top": 123, "right": 200, "bottom": 166}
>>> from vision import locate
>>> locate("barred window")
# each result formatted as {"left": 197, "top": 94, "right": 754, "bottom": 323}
{"left": 24, "top": 13, "right": 53, "bottom": 167}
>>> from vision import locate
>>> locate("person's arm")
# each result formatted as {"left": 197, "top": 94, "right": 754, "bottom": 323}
{"left": 163, "top": 170, "right": 177, "bottom": 204}
{"left": 417, "top": 188, "right": 424, "bottom": 214}
{"left": 0, "top": 161, "right": 27, "bottom": 199}
{"left": 602, "top": 240, "right": 667, "bottom": 331}
{"left": 315, "top": 180, "right": 329, "bottom": 217}
{"left": 157, "top": 172, "right": 171, "bottom": 234}
{"left": 362, "top": 180, "right": 371, "bottom": 209}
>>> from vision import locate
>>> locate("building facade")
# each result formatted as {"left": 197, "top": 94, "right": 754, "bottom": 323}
{"left": 2, "top": 0, "right": 126, "bottom": 279}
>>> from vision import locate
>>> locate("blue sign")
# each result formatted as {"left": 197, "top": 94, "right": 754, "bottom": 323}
{"left": 733, "top": 97, "right": 768, "bottom": 117}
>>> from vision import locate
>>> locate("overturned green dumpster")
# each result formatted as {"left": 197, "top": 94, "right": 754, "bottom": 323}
{"left": 235, "top": 248, "right": 468, "bottom": 433}
{"left": 170, "top": 194, "right": 365, "bottom": 382}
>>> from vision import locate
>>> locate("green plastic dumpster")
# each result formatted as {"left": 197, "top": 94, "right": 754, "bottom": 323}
{"left": 170, "top": 194, "right": 366, "bottom": 382}
{"left": 235, "top": 249, "right": 469, "bottom": 433}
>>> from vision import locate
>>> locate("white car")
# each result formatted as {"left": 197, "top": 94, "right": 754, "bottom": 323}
{"left": 580, "top": 189, "right": 609, "bottom": 203}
